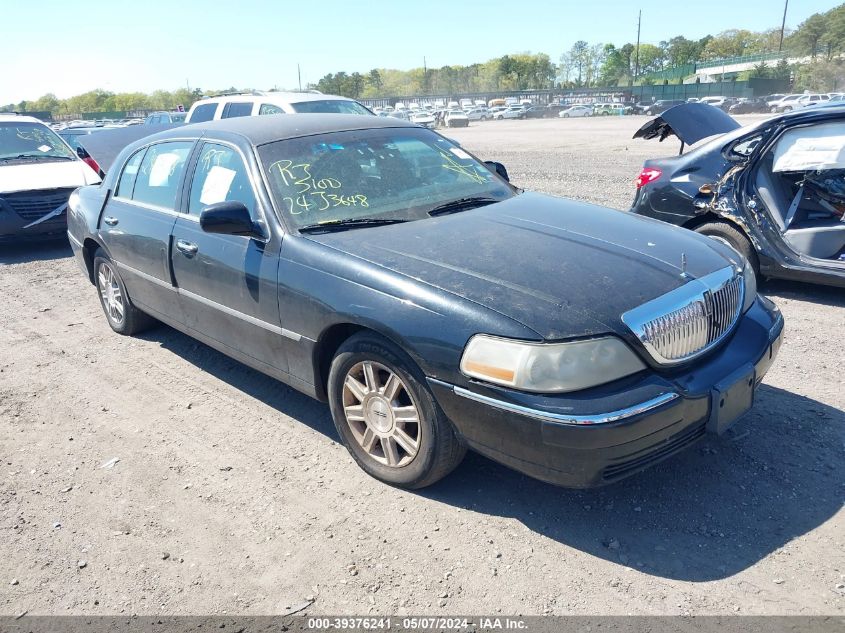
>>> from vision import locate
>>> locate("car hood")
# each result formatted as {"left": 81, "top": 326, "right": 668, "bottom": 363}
{"left": 0, "top": 159, "right": 100, "bottom": 194}
{"left": 306, "top": 192, "right": 741, "bottom": 340}
{"left": 634, "top": 103, "right": 741, "bottom": 146}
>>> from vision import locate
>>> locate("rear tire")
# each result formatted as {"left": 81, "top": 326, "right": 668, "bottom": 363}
{"left": 694, "top": 221, "right": 760, "bottom": 279}
{"left": 327, "top": 332, "right": 466, "bottom": 489}
{"left": 93, "top": 249, "right": 157, "bottom": 335}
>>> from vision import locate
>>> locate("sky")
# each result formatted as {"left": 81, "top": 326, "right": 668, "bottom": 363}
{"left": 1, "top": 0, "right": 837, "bottom": 104}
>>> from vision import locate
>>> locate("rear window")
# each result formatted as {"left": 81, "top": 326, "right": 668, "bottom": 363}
{"left": 259, "top": 103, "right": 285, "bottom": 115}
{"left": 289, "top": 99, "right": 372, "bottom": 115}
{"left": 190, "top": 103, "right": 217, "bottom": 123}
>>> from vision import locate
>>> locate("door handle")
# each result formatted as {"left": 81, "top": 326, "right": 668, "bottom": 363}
{"left": 176, "top": 239, "right": 199, "bottom": 256}
{"left": 103, "top": 216, "right": 119, "bottom": 226}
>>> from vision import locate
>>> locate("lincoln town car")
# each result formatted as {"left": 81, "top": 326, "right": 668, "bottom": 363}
{"left": 67, "top": 115, "right": 784, "bottom": 488}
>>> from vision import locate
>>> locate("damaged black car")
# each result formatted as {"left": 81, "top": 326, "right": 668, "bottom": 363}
{"left": 630, "top": 103, "right": 845, "bottom": 288}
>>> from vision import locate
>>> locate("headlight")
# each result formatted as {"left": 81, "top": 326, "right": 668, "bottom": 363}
{"left": 460, "top": 335, "right": 646, "bottom": 393}
{"left": 742, "top": 261, "right": 757, "bottom": 312}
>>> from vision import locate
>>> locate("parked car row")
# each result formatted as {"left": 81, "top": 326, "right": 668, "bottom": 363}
{"left": 766, "top": 92, "right": 843, "bottom": 113}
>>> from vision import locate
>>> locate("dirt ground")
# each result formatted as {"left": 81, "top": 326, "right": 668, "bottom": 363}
{"left": 1, "top": 115, "right": 843, "bottom": 616}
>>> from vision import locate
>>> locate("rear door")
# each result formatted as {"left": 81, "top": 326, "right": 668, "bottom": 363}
{"left": 169, "top": 141, "right": 289, "bottom": 373}
{"left": 100, "top": 140, "right": 195, "bottom": 321}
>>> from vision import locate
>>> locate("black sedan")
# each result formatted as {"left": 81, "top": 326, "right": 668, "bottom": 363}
{"left": 522, "top": 106, "right": 548, "bottom": 119}
{"left": 68, "top": 114, "right": 783, "bottom": 489}
{"left": 631, "top": 103, "right": 845, "bottom": 288}
{"left": 728, "top": 98, "right": 769, "bottom": 115}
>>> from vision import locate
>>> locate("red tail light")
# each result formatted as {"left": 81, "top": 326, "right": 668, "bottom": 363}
{"left": 634, "top": 167, "right": 662, "bottom": 188}
{"left": 83, "top": 156, "right": 101, "bottom": 175}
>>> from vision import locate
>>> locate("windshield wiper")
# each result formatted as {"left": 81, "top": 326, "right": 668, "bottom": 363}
{"left": 298, "top": 217, "right": 408, "bottom": 234}
{"left": 427, "top": 196, "right": 500, "bottom": 216}
{"left": 0, "top": 154, "right": 73, "bottom": 162}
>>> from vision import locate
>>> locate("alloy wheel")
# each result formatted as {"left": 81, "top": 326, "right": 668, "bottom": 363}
{"left": 341, "top": 360, "right": 421, "bottom": 467}
{"left": 97, "top": 262, "right": 125, "bottom": 325}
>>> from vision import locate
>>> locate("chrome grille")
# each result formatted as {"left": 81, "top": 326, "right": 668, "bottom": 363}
{"left": 623, "top": 267, "right": 744, "bottom": 365}
{"left": 1, "top": 188, "right": 74, "bottom": 220}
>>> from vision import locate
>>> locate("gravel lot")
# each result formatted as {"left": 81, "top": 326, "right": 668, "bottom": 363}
{"left": 1, "top": 115, "right": 843, "bottom": 616}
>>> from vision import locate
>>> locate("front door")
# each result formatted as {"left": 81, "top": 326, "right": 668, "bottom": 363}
{"left": 170, "top": 142, "right": 288, "bottom": 373}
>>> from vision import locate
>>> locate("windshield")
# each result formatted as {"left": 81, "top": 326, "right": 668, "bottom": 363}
{"left": 0, "top": 122, "right": 76, "bottom": 160}
{"left": 290, "top": 99, "right": 373, "bottom": 115}
{"left": 259, "top": 127, "right": 513, "bottom": 230}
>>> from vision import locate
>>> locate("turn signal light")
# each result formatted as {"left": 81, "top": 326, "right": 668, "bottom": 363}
{"left": 634, "top": 167, "right": 662, "bottom": 189}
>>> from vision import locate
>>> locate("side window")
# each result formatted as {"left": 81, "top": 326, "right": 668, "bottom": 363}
{"left": 115, "top": 149, "right": 146, "bottom": 198}
{"left": 131, "top": 141, "right": 194, "bottom": 210}
{"left": 259, "top": 103, "right": 285, "bottom": 115}
{"left": 222, "top": 102, "right": 253, "bottom": 119}
{"left": 188, "top": 143, "right": 257, "bottom": 219}
{"left": 190, "top": 103, "right": 217, "bottom": 123}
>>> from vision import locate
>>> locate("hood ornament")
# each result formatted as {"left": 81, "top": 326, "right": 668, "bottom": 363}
{"left": 680, "top": 253, "right": 689, "bottom": 279}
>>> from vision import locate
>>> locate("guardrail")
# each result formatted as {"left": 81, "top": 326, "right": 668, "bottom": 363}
{"left": 696, "top": 51, "right": 786, "bottom": 69}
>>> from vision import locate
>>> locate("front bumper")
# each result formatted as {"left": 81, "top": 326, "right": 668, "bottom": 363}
{"left": 0, "top": 208, "right": 68, "bottom": 241}
{"left": 428, "top": 298, "right": 784, "bottom": 488}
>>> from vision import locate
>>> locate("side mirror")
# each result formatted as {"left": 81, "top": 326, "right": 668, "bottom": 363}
{"left": 199, "top": 201, "right": 260, "bottom": 237}
{"left": 485, "top": 161, "right": 510, "bottom": 182}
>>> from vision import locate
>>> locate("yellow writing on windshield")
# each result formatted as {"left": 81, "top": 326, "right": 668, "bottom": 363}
{"left": 439, "top": 151, "right": 487, "bottom": 184}
{"left": 270, "top": 159, "right": 368, "bottom": 215}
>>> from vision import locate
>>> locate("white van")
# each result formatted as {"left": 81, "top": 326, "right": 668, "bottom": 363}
{"left": 185, "top": 91, "right": 373, "bottom": 123}
{"left": 0, "top": 114, "right": 100, "bottom": 242}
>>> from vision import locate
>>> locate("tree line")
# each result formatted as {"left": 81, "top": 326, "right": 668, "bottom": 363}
{"left": 4, "top": 4, "right": 845, "bottom": 116}
{"left": 315, "top": 4, "right": 845, "bottom": 95}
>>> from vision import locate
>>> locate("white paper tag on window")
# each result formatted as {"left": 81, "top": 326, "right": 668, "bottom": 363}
{"left": 200, "top": 165, "right": 237, "bottom": 205}
{"left": 450, "top": 147, "right": 471, "bottom": 159}
{"left": 149, "top": 153, "right": 180, "bottom": 187}
{"left": 38, "top": 144, "right": 51, "bottom": 153}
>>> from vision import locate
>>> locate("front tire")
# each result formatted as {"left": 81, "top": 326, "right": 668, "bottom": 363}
{"left": 93, "top": 250, "right": 156, "bottom": 335}
{"left": 327, "top": 332, "right": 466, "bottom": 489}
{"left": 694, "top": 221, "right": 760, "bottom": 279}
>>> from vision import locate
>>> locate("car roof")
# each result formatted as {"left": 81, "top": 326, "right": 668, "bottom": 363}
{"left": 146, "top": 113, "right": 417, "bottom": 147}
{"left": 192, "top": 91, "right": 352, "bottom": 107}
{"left": 0, "top": 114, "right": 46, "bottom": 124}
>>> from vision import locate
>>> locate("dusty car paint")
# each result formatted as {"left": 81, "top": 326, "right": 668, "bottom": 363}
{"left": 68, "top": 114, "right": 783, "bottom": 487}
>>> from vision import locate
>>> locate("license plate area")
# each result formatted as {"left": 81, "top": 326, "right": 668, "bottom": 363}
{"left": 707, "top": 363, "right": 755, "bottom": 435}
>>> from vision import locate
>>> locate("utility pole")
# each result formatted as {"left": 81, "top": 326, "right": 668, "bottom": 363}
{"left": 778, "top": 0, "right": 789, "bottom": 52}
{"left": 634, "top": 9, "right": 642, "bottom": 82}
{"left": 297, "top": 64, "right": 302, "bottom": 91}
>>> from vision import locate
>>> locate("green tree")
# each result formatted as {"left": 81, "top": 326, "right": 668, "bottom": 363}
{"left": 792, "top": 13, "right": 828, "bottom": 58}
{"left": 749, "top": 61, "right": 770, "bottom": 79}
{"left": 569, "top": 41, "right": 589, "bottom": 86}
